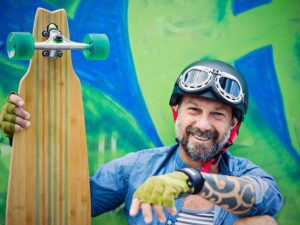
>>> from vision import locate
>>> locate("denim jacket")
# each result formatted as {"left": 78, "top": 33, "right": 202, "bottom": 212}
{"left": 90, "top": 144, "right": 283, "bottom": 225}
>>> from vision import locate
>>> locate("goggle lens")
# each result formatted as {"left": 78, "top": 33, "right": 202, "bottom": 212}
{"left": 218, "top": 77, "right": 241, "bottom": 98}
{"left": 184, "top": 70, "right": 209, "bottom": 84}
{"left": 181, "top": 69, "right": 211, "bottom": 90}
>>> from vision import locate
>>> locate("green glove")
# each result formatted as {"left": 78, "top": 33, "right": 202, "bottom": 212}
{"left": 133, "top": 171, "right": 193, "bottom": 208}
{"left": 0, "top": 95, "right": 17, "bottom": 138}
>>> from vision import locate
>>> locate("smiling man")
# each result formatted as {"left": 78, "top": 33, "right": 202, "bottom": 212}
{"left": 0, "top": 59, "right": 283, "bottom": 224}
{"left": 129, "top": 59, "right": 283, "bottom": 224}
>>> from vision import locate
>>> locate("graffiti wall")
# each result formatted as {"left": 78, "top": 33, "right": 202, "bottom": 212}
{"left": 0, "top": 0, "right": 299, "bottom": 224}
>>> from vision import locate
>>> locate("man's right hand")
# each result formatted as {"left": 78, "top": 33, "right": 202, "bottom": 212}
{"left": 0, "top": 93, "right": 31, "bottom": 138}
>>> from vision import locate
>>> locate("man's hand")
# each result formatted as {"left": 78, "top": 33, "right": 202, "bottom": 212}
{"left": 130, "top": 170, "right": 256, "bottom": 224}
{"left": 129, "top": 171, "right": 192, "bottom": 224}
{"left": 0, "top": 93, "right": 30, "bottom": 138}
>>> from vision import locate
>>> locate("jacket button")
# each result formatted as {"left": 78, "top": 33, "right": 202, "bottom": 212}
{"left": 167, "top": 220, "right": 172, "bottom": 225}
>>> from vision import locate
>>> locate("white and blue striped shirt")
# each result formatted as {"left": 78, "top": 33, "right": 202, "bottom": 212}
{"left": 175, "top": 207, "right": 214, "bottom": 225}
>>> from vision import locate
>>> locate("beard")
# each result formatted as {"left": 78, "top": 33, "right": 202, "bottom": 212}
{"left": 175, "top": 119, "right": 232, "bottom": 162}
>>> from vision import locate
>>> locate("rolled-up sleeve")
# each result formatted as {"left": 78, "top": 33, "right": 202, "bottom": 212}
{"left": 234, "top": 159, "right": 283, "bottom": 217}
{"left": 245, "top": 175, "right": 283, "bottom": 216}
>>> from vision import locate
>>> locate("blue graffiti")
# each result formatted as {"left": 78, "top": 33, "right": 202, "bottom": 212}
{"left": 232, "top": 0, "right": 272, "bottom": 16}
{"left": 235, "top": 45, "right": 300, "bottom": 161}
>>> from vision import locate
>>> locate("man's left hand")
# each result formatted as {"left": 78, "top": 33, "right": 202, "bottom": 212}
{"left": 129, "top": 171, "right": 193, "bottom": 224}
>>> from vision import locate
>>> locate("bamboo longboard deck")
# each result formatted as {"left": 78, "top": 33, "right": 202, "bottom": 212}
{"left": 6, "top": 8, "right": 91, "bottom": 225}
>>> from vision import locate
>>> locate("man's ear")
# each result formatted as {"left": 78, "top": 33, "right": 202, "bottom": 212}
{"left": 232, "top": 117, "right": 238, "bottom": 128}
{"left": 173, "top": 105, "right": 179, "bottom": 112}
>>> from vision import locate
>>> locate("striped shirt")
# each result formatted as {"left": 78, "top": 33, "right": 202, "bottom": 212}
{"left": 175, "top": 207, "right": 214, "bottom": 225}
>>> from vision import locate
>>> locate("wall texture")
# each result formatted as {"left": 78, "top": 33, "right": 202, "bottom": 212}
{"left": 0, "top": 0, "right": 299, "bottom": 224}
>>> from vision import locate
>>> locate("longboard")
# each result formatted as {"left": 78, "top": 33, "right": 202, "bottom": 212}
{"left": 6, "top": 8, "right": 109, "bottom": 225}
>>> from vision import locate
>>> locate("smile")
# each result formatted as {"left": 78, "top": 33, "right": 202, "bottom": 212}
{"left": 192, "top": 133, "right": 210, "bottom": 141}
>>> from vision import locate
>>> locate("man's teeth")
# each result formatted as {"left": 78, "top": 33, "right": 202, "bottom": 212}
{"left": 193, "top": 134, "right": 209, "bottom": 141}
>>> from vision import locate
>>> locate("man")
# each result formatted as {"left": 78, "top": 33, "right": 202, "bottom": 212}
{"left": 1, "top": 59, "right": 282, "bottom": 224}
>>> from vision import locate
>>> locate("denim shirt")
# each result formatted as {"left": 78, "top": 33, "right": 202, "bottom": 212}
{"left": 90, "top": 144, "right": 283, "bottom": 225}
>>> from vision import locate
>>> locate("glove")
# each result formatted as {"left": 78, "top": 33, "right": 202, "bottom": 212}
{"left": 133, "top": 171, "right": 193, "bottom": 208}
{"left": 0, "top": 94, "right": 17, "bottom": 138}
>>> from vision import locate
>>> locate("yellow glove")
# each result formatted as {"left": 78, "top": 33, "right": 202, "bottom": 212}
{"left": 0, "top": 94, "right": 17, "bottom": 138}
{"left": 0, "top": 93, "right": 30, "bottom": 140}
{"left": 130, "top": 169, "right": 205, "bottom": 224}
{"left": 133, "top": 171, "right": 193, "bottom": 208}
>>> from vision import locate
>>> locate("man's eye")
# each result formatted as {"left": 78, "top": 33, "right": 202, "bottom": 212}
{"left": 188, "top": 107, "right": 198, "bottom": 111}
{"left": 213, "top": 112, "right": 224, "bottom": 117}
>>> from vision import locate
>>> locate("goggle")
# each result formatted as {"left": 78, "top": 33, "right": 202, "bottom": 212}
{"left": 177, "top": 65, "right": 245, "bottom": 104}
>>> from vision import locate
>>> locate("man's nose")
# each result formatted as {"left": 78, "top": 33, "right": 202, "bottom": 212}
{"left": 195, "top": 115, "right": 212, "bottom": 131}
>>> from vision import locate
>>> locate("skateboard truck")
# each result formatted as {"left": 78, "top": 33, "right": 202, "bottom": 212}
{"left": 6, "top": 24, "right": 109, "bottom": 60}
{"left": 38, "top": 23, "right": 94, "bottom": 59}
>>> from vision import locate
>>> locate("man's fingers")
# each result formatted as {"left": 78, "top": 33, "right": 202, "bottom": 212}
{"left": 153, "top": 205, "right": 166, "bottom": 223}
{"left": 129, "top": 198, "right": 141, "bottom": 217}
{"left": 129, "top": 198, "right": 156, "bottom": 224}
{"left": 2, "top": 112, "right": 16, "bottom": 124}
{"left": 167, "top": 207, "right": 177, "bottom": 216}
{"left": 4, "top": 102, "right": 16, "bottom": 114}
{"left": 6, "top": 95, "right": 30, "bottom": 120}
{"left": 0, "top": 121, "right": 15, "bottom": 136}
{"left": 141, "top": 203, "right": 153, "bottom": 224}
{"left": 14, "top": 107, "right": 30, "bottom": 120}
{"left": 2, "top": 113, "right": 30, "bottom": 129}
{"left": 15, "top": 124, "right": 24, "bottom": 133}
{"left": 15, "top": 116, "right": 30, "bottom": 128}
{"left": 9, "top": 94, "right": 24, "bottom": 107}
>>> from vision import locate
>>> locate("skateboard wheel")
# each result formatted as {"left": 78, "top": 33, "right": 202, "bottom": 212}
{"left": 6, "top": 32, "right": 34, "bottom": 60}
{"left": 83, "top": 34, "right": 109, "bottom": 60}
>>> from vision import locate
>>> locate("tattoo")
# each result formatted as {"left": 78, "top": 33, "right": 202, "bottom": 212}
{"left": 200, "top": 173, "right": 255, "bottom": 214}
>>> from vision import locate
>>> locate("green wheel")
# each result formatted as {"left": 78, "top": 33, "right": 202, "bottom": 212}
{"left": 6, "top": 32, "right": 34, "bottom": 60}
{"left": 83, "top": 34, "right": 109, "bottom": 60}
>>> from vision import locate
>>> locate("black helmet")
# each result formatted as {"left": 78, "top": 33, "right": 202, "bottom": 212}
{"left": 169, "top": 59, "right": 249, "bottom": 122}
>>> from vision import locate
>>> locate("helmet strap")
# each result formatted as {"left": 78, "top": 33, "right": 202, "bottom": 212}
{"left": 221, "top": 123, "right": 240, "bottom": 151}
{"left": 201, "top": 158, "right": 215, "bottom": 173}
{"left": 200, "top": 123, "right": 241, "bottom": 173}
{"left": 171, "top": 107, "right": 178, "bottom": 122}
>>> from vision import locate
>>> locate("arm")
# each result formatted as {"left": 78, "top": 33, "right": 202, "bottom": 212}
{"left": 130, "top": 168, "right": 282, "bottom": 223}
{"left": 200, "top": 173, "right": 255, "bottom": 214}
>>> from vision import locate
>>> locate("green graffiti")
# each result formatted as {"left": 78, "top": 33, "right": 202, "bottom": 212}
{"left": 44, "top": 0, "right": 81, "bottom": 19}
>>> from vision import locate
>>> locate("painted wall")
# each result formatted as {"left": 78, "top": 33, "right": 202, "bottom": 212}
{"left": 0, "top": 0, "right": 299, "bottom": 224}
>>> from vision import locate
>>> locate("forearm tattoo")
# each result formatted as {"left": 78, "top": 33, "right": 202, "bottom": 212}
{"left": 200, "top": 173, "right": 255, "bottom": 214}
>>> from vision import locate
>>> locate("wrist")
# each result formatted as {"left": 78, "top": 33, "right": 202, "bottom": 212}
{"left": 178, "top": 168, "right": 205, "bottom": 194}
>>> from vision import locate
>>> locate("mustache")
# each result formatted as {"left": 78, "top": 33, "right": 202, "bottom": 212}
{"left": 186, "top": 126, "right": 219, "bottom": 140}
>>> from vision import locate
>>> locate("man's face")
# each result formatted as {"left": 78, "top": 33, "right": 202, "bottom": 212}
{"left": 175, "top": 95, "right": 236, "bottom": 162}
